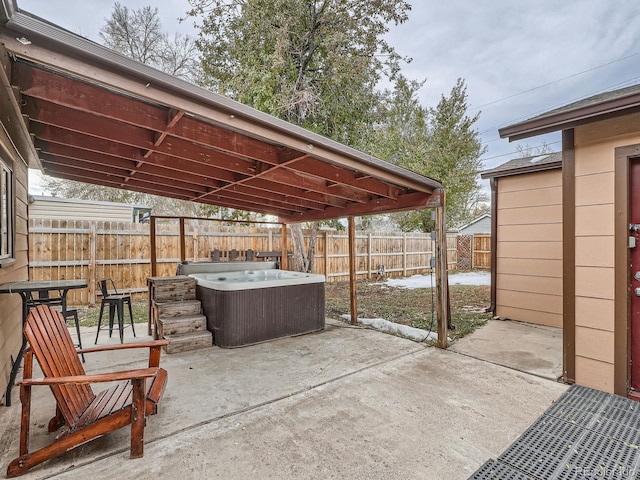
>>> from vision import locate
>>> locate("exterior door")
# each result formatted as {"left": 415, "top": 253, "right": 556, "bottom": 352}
{"left": 630, "top": 158, "right": 640, "bottom": 391}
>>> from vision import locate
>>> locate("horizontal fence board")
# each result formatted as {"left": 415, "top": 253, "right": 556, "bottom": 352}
{"left": 28, "top": 218, "right": 488, "bottom": 306}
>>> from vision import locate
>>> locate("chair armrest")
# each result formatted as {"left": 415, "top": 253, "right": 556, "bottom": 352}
{"left": 77, "top": 339, "right": 170, "bottom": 355}
{"left": 19, "top": 367, "right": 160, "bottom": 386}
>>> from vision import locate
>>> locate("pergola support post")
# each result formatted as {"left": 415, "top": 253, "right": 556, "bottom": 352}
{"left": 281, "top": 223, "right": 288, "bottom": 270}
{"left": 348, "top": 216, "right": 358, "bottom": 325}
{"left": 433, "top": 190, "right": 449, "bottom": 349}
{"left": 150, "top": 216, "right": 157, "bottom": 277}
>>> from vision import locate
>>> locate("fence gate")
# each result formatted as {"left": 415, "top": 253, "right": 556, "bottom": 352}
{"left": 457, "top": 235, "right": 473, "bottom": 270}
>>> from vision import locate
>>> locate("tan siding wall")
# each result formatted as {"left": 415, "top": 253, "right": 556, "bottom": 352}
{"left": 0, "top": 154, "right": 28, "bottom": 404}
{"left": 495, "top": 169, "right": 563, "bottom": 327}
{"left": 572, "top": 114, "right": 640, "bottom": 393}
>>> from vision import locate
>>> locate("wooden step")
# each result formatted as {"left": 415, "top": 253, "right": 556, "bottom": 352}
{"left": 159, "top": 314, "right": 206, "bottom": 336}
{"left": 155, "top": 299, "right": 201, "bottom": 318}
{"left": 164, "top": 330, "right": 213, "bottom": 354}
{"left": 153, "top": 277, "right": 196, "bottom": 302}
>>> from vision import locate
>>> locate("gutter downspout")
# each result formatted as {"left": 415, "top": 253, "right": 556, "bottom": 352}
{"left": 487, "top": 177, "right": 497, "bottom": 314}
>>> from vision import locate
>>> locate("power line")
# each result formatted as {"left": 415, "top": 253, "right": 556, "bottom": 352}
{"left": 469, "top": 50, "right": 640, "bottom": 111}
{"left": 476, "top": 73, "right": 640, "bottom": 137}
{"left": 480, "top": 141, "right": 562, "bottom": 164}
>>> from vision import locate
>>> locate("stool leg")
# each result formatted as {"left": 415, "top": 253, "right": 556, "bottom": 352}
{"left": 108, "top": 304, "right": 115, "bottom": 337}
{"left": 117, "top": 301, "right": 124, "bottom": 343}
{"left": 127, "top": 299, "right": 136, "bottom": 337}
{"left": 95, "top": 302, "right": 106, "bottom": 344}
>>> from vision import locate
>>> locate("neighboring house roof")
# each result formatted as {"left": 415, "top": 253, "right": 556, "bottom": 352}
{"left": 499, "top": 83, "right": 640, "bottom": 141}
{"left": 481, "top": 152, "right": 562, "bottom": 179}
{"left": 29, "top": 195, "right": 149, "bottom": 209}
{"left": 457, "top": 213, "right": 491, "bottom": 233}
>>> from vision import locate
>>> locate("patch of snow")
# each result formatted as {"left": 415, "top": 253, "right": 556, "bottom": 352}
{"left": 341, "top": 314, "right": 438, "bottom": 343}
{"left": 530, "top": 154, "right": 550, "bottom": 163}
{"left": 386, "top": 271, "right": 490, "bottom": 289}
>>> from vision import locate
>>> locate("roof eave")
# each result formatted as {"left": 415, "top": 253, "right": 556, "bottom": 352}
{"left": 499, "top": 92, "right": 640, "bottom": 141}
{"left": 481, "top": 160, "right": 562, "bottom": 179}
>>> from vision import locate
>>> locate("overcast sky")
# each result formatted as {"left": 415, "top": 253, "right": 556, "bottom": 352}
{"left": 19, "top": 0, "right": 640, "bottom": 192}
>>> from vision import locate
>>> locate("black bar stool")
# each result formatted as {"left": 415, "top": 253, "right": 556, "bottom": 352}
{"left": 95, "top": 278, "right": 136, "bottom": 344}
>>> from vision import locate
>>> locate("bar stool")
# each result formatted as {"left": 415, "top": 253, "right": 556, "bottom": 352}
{"left": 95, "top": 278, "right": 136, "bottom": 344}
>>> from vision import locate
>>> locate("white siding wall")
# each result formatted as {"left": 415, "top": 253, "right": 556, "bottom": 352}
{"left": 30, "top": 198, "right": 134, "bottom": 222}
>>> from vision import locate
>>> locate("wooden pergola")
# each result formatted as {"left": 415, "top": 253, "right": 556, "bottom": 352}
{"left": 0, "top": 4, "right": 450, "bottom": 347}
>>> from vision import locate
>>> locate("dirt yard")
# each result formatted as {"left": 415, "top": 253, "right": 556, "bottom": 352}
{"left": 325, "top": 280, "right": 491, "bottom": 340}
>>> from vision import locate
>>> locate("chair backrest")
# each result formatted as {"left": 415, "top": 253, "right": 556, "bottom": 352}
{"left": 98, "top": 278, "right": 118, "bottom": 297}
{"left": 24, "top": 305, "right": 95, "bottom": 425}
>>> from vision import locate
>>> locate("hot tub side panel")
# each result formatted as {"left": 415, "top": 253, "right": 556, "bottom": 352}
{"left": 197, "top": 283, "right": 325, "bottom": 347}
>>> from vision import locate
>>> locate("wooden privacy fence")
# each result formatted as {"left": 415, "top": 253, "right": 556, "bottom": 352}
{"left": 28, "top": 218, "right": 461, "bottom": 306}
{"left": 454, "top": 233, "right": 491, "bottom": 270}
{"left": 472, "top": 234, "right": 492, "bottom": 270}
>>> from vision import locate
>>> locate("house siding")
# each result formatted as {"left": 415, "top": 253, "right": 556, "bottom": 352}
{"left": 458, "top": 216, "right": 491, "bottom": 235}
{"left": 495, "top": 169, "right": 563, "bottom": 328}
{"left": 29, "top": 198, "right": 136, "bottom": 222}
{"left": 0, "top": 151, "right": 28, "bottom": 404}
{"left": 572, "top": 113, "right": 640, "bottom": 393}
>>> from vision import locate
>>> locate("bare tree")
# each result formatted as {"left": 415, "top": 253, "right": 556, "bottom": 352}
{"left": 100, "top": 2, "right": 199, "bottom": 82}
{"left": 516, "top": 141, "right": 553, "bottom": 157}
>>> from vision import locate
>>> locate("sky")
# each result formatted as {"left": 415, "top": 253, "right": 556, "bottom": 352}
{"left": 19, "top": 0, "right": 640, "bottom": 195}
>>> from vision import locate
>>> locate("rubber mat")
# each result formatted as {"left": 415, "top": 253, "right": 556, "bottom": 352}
{"left": 468, "top": 384, "right": 640, "bottom": 480}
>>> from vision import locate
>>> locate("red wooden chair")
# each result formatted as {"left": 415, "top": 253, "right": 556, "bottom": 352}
{"left": 6, "top": 305, "right": 169, "bottom": 477}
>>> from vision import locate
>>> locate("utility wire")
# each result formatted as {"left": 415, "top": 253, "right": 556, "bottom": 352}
{"left": 469, "top": 50, "right": 640, "bottom": 112}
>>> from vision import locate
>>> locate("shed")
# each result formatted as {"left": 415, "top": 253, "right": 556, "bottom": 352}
{"left": 28, "top": 195, "right": 150, "bottom": 223}
{"left": 499, "top": 83, "right": 640, "bottom": 396}
{"left": 457, "top": 213, "right": 491, "bottom": 235}
{"left": 481, "top": 152, "right": 563, "bottom": 328}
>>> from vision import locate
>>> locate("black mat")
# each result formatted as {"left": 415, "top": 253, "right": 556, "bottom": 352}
{"left": 468, "top": 384, "right": 640, "bottom": 479}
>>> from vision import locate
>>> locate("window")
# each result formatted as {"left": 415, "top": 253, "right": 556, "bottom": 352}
{"left": 0, "top": 158, "right": 13, "bottom": 261}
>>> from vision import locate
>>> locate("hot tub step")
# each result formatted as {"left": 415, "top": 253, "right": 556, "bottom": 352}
{"left": 164, "top": 330, "right": 212, "bottom": 354}
{"left": 159, "top": 314, "right": 206, "bottom": 336}
{"left": 155, "top": 299, "right": 202, "bottom": 318}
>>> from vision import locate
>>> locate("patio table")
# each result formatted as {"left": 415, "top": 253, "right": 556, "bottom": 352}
{"left": 0, "top": 279, "right": 87, "bottom": 406}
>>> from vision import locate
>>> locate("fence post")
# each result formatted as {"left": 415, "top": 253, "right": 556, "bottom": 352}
{"left": 88, "top": 221, "right": 96, "bottom": 306}
{"left": 367, "top": 232, "right": 372, "bottom": 279}
{"left": 324, "top": 230, "right": 330, "bottom": 278}
{"left": 193, "top": 224, "right": 199, "bottom": 262}
{"left": 402, "top": 233, "right": 407, "bottom": 277}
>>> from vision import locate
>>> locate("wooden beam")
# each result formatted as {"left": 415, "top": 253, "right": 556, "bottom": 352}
{"left": 32, "top": 122, "right": 259, "bottom": 178}
{"left": 434, "top": 190, "right": 448, "bottom": 348}
{"left": 280, "top": 191, "right": 434, "bottom": 223}
{"left": 348, "top": 216, "right": 357, "bottom": 326}
{"left": 179, "top": 218, "right": 186, "bottom": 263}
{"left": 288, "top": 157, "right": 401, "bottom": 198}
{"left": 14, "top": 62, "right": 282, "bottom": 164}
{"left": 281, "top": 224, "right": 288, "bottom": 271}
{"left": 150, "top": 216, "right": 157, "bottom": 277}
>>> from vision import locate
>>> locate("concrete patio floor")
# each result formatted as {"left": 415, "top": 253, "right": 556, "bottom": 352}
{"left": 450, "top": 319, "right": 563, "bottom": 381}
{"left": 1, "top": 319, "right": 567, "bottom": 480}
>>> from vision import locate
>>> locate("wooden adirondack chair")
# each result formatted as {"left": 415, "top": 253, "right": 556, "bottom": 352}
{"left": 6, "top": 305, "right": 169, "bottom": 477}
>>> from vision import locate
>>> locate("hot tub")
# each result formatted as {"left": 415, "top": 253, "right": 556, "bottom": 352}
{"left": 189, "top": 269, "right": 325, "bottom": 347}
